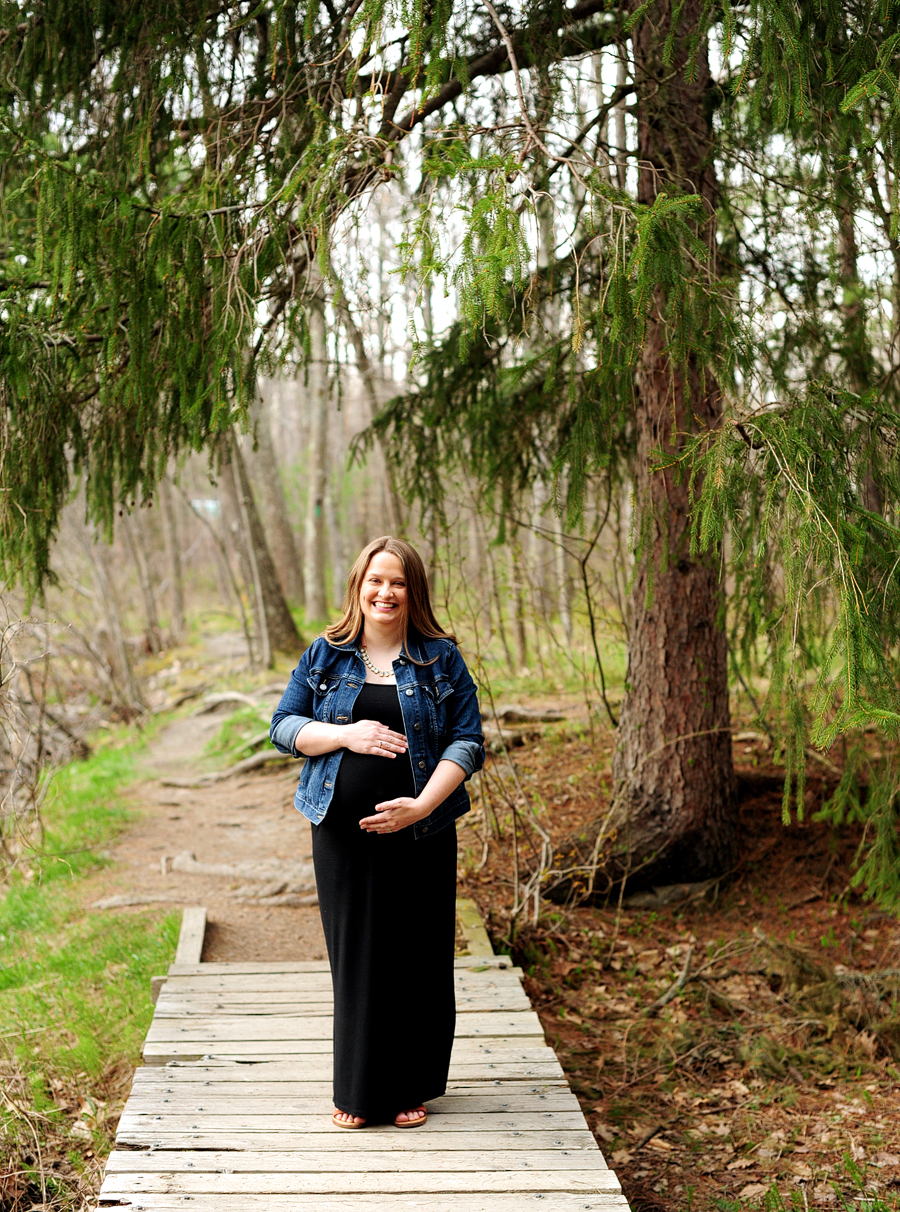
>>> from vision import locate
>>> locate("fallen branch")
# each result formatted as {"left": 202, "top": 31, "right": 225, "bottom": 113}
{"left": 645, "top": 944, "right": 693, "bottom": 1016}
{"left": 196, "top": 691, "right": 261, "bottom": 714}
{"left": 160, "top": 749, "right": 295, "bottom": 788}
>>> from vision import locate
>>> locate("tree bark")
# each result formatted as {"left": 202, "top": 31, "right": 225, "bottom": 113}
{"left": 83, "top": 529, "right": 146, "bottom": 714}
{"left": 230, "top": 436, "right": 304, "bottom": 661}
{"left": 324, "top": 477, "right": 347, "bottom": 608}
{"left": 122, "top": 511, "right": 162, "bottom": 654}
{"left": 835, "top": 177, "right": 882, "bottom": 515}
{"left": 508, "top": 541, "right": 528, "bottom": 672}
{"left": 610, "top": 0, "right": 736, "bottom": 885}
{"left": 552, "top": 0, "right": 736, "bottom": 900}
{"left": 245, "top": 395, "right": 305, "bottom": 605}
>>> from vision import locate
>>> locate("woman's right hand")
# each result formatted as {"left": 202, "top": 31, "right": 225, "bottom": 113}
{"left": 341, "top": 719, "right": 408, "bottom": 758}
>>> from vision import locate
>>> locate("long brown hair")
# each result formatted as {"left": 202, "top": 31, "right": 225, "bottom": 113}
{"left": 324, "top": 536, "right": 457, "bottom": 653}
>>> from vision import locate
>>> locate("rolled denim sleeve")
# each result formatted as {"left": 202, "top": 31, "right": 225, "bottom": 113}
{"left": 438, "top": 647, "right": 485, "bottom": 778}
{"left": 270, "top": 644, "right": 317, "bottom": 757}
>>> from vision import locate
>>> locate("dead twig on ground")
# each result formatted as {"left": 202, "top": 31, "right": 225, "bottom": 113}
{"left": 646, "top": 944, "right": 694, "bottom": 1016}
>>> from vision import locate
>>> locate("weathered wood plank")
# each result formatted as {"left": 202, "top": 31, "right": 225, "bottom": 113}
{"left": 140, "top": 1058, "right": 566, "bottom": 1081}
{"left": 100, "top": 1171, "right": 619, "bottom": 1196}
{"left": 98, "top": 909, "right": 629, "bottom": 1212}
{"left": 117, "top": 1111, "right": 589, "bottom": 1133}
{"left": 456, "top": 898, "right": 495, "bottom": 958}
{"left": 157, "top": 964, "right": 518, "bottom": 984}
{"left": 148, "top": 1040, "right": 556, "bottom": 1058}
{"left": 160, "top": 972, "right": 523, "bottom": 989}
{"left": 144, "top": 1010, "right": 544, "bottom": 1042}
{"left": 153, "top": 993, "right": 532, "bottom": 1014}
{"left": 94, "top": 1194, "right": 628, "bottom": 1211}
{"left": 165, "top": 958, "right": 517, "bottom": 975}
{"left": 144, "top": 1037, "right": 557, "bottom": 1056}
{"left": 104, "top": 1149, "right": 608, "bottom": 1174}
{"left": 120, "top": 1093, "right": 582, "bottom": 1115}
{"left": 129, "top": 1073, "right": 568, "bottom": 1094}
{"left": 113, "top": 1129, "right": 601, "bottom": 1152}
{"left": 134, "top": 1061, "right": 566, "bottom": 1082}
{"left": 173, "top": 908, "right": 207, "bottom": 966}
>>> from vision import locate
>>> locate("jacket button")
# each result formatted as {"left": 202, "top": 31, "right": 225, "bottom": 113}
{"left": 418, "top": 760, "right": 426, "bottom": 769}
{"left": 421, "top": 826, "right": 429, "bottom": 834}
{"left": 405, "top": 688, "right": 414, "bottom": 696}
{"left": 414, "top": 722, "right": 421, "bottom": 731}
{"left": 319, "top": 682, "right": 327, "bottom": 690}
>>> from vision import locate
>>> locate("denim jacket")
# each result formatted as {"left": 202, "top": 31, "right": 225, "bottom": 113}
{"left": 269, "top": 630, "right": 485, "bottom": 839}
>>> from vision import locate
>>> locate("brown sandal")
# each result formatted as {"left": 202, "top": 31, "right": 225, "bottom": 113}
{"left": 393, "top": 1106, "right": 427, "bottom": 1128}
{"left": 332, "top": 1111, "right": 366, "bottom": 1129}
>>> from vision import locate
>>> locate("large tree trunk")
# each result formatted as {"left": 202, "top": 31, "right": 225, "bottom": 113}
{"left": 609, "top": 0, "right": 736, "bottom": 887}
{"left": 551, "top": 0, "right": 736, "bottom": 901}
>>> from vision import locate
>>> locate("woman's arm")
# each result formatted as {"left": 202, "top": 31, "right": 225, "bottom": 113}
{"left": 270, "top": 641, "right": 406, "bottom": 759}
{"left": 294, "top": 719, "right": 407, "bottom": 758}
{"left": 358, "top": 758, "right": 466, "bottom": 833}
{"left": 438, "top": 646, "right": 485, "bottom": 777}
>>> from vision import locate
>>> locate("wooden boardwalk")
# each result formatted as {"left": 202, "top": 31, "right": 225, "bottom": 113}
{"left": 98, "top": 909, "right": 629, "bottom": 1211}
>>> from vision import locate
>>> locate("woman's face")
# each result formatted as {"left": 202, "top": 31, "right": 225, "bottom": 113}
{"left": 359, "top": 550, "right": 408, "bottom": 634}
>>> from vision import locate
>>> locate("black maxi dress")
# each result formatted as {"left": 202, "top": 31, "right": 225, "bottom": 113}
{"left": 311, "top": 681, "right": 457, "bottom": 1122}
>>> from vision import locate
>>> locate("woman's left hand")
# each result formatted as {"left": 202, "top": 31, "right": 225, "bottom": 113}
{"left": 359, "top": 796, "right": 428, "bottom": 834}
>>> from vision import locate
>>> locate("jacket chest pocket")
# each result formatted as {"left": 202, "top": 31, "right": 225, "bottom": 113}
{"left": 423, "top": 679, "right": 454, "bottom": 732}
{"left": 307, "top": 673, "right": 341, "bottom": 722}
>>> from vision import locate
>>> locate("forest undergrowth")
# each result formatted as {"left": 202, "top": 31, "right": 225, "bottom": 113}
{"left": 0, "top": 733, "right": 181, "bottom": 1211}
{"left": 459, "top": 725, "right": 900, "bottom": 1212}
{"left": 5, "top": 630, "right": 900, "bottom": 1212}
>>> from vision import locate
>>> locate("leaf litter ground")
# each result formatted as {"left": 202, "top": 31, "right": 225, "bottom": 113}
{"left": 458, "top": 725, "right": 900, "bottom": 1212}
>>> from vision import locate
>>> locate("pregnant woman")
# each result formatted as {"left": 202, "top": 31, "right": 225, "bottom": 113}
{"left": 270, "top": 536, "right": 484, "bottom": 1129}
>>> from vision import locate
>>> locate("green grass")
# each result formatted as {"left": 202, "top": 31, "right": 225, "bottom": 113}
{"left": 0, "top": 728, "right": 180, "bottom": 1208}
{"left": 713, "top": 1157, "right": 900, "bottom": 1210}
{"left": 204, "top": 703, "right": 270, "bottom": 761}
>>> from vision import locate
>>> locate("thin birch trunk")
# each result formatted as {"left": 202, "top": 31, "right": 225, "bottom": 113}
{"left": 122, "top": 512, "right": 162, "bottom": 654}
{"left": 324, "top": 478, "right": 347, "bottom": 607}
{"left": 330, "top": 262, "right": 405, "bottom": 535}
{"left": 246, "top": 396, "right": 305, "bottom": 604}
{"left": 160, "top": 476, "right": 186, "bottom": 642}
{"left": 304, "top": 269, "right": 330, "bottom": 619}
{"left": 231, "top": 436, "right": 303, "bottom": 662}
{"left": 84, "top": 530, "right": 145, "bottom": 712}
{"left": 615, "top": 46, "right": 628, "bottom": 191}
{"left": 508, "top": 542, "right": 528, "bottom": 672}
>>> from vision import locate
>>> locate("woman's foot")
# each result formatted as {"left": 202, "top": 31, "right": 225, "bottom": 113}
{"left": 332, "top": 1109, "right": 366, "bottom": 1129}
{"left": 393, "top": 1106, "right": 427, "bottom": 1128}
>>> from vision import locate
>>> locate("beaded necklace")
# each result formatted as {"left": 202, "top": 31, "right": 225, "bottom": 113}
{"left": 360, "top": 645, "right": 395, "bottom": 679}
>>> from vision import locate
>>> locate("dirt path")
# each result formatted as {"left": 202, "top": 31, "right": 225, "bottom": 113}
{"left": 79, "top": 633, "right": 327, "bottom": 962}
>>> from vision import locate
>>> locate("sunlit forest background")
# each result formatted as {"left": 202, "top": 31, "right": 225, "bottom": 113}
{"left": 4, "top": 2, "right": 900, "bottom": 1209}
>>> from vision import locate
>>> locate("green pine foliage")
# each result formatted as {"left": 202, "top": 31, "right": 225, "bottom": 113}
{"left": 2, "top": 1, "right": 900, "bottom": 898}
